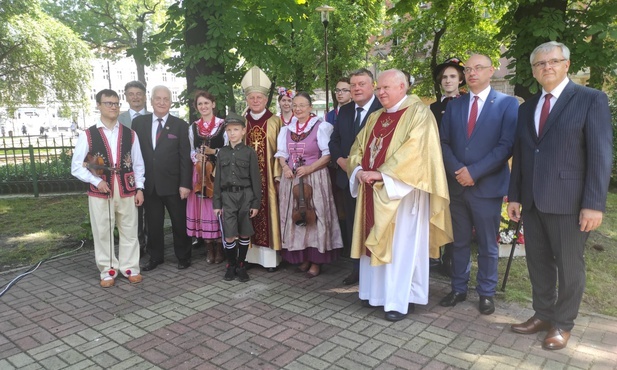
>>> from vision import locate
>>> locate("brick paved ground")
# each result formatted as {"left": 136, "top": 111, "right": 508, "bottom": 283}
{"left": 1, "top": 240, "right": 616, "bottom": 370}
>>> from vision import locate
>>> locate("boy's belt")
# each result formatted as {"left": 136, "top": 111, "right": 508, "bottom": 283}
{"left": 223, "top": 186, "right": 247, "bottom": 192}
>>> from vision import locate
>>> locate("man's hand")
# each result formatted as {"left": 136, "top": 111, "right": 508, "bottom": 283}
{"left": 97, "top": 180, "right": 110, "bottom": 193}
{"left": 357, "top": 170, "right": 382, "bottom": 185}
{"left": 336, "top": 157, "right": 347, "bottom": 173}
{"left": 135, "top": 190, "right": 144, "bottom": 206}
{"left": 455, "top": 166, "right": 475, "bottom": 186}
{"left": 214, "top": 209, "right": 222, "bottom": 217}
{"left": 579, "top": 208, "right": 603, "bottom": 232}
{"left": 249, "top": 208, "right": 259, "bottom": 218}
{"left": 507, "top": 202, "right": 521, "bottom": 222}
{"left": 179, "top": 187, "right": 191, "bottom": 199}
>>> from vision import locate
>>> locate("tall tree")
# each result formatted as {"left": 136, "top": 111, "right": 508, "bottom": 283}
{"left": 386, "top": 0, "right": 507, "bottom": 99}
{"left": 149, "top": 0, "right": 382, "bottom": 116}
{"left": 0, "top": 1, "right": 91, "bottom": 109}
{"left": 43, "top": 0, "right": 167, "bottom": 85}
{"left": 499, "top": 0, "right": 617, "bottom": 99}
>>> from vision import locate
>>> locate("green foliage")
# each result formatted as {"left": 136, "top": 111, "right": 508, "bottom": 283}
{"left": 499, "top": 0, "right": 617, "bottom": 98}
{"left": 385, "top": 0, "right": 508, "bottom": 99}
{"left": 149, "top": 0, "right": 382, "bottom": 114}
{"left": 0, "top": 1, "right": 91, "bottom": 109}
{"left": 0, "top": 149, "right": 73, "bottom": 182}
{"left": 43, "top": 0, "right": 168, "bottom": 83}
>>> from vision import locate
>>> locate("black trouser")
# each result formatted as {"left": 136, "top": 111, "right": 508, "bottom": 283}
{"left": 144, "top": 190, "right": 191, "bottom": 262}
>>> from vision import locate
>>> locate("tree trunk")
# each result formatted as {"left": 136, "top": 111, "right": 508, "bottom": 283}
{"left": 431, "top": 27, "right": 446, "bottom": 101}
{"left": 184, "top": 1, "right": 226, "bottom": 119}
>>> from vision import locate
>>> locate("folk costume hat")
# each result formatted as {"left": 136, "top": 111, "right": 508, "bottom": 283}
{"left": 224, "top": 112, "right": 246, "bottom": 127}
{"left": 241, "top": 66, "right": 271, "bottom": 97}
{"left": 433, "top": 57, "right": 466, "bottom": 86}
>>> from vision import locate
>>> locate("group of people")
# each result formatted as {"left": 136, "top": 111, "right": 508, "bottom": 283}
{"left": 72, "top": 41, "right": 612, "bottom": 351}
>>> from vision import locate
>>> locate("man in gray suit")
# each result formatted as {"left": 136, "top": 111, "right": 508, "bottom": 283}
{"left": 118, "top": 80, "right": 149, "bottom": 251}
{"left": 118, "top": 81, "right": 149, "bottom": 129}
{"left": 508, "top": 41, "right": 613, "bottom": 350}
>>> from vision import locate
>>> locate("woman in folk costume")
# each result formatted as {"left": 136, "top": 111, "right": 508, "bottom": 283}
{"left": 278, "top": 87, "right": 295, "bottom": 126}
{"left": 275, "top": 92, "right": 343, "bottom": 278}
{"left": 186, "top": 90, "right": 226, "bottom": 264}
{"left": 241, "top": 66, "right": 283, "bottom": 271}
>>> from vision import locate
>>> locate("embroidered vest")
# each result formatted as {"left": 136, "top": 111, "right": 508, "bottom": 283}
{"left": 86, "top": 125, "right": 137, "bottom": 199}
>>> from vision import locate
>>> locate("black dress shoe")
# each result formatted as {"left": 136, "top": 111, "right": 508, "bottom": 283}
{"left": 177, "top": 259, "right": 191, "bottom": 270}
{"left": 342, "top": 271, "right": 359, "bottom": 285}
{"left": 360, "top": 299, "right": 372, "bottom": 308}
{"left": 141, "top": 259, "right": 162, "bottom": 271}
{"left": 479, "top": 296, "right": 495, "bottom": 315}
{"left": 439, "top": 291, "right": 467, "bottom": 307}
{"left": 384, "top": 311, "right": 407, "bottom": 322}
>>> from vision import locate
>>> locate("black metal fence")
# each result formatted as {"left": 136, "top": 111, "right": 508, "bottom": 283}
{"left": 0, "top": 134, "right": 88, "bottom": 196}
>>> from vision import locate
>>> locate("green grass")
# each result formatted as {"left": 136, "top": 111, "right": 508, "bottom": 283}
{"left": 1, "top": 192, "right": 616, "bottom": 317}
{"left": 465, "top": 190, "right": 617, "bottom": 317}
{"left": 0, "top": 194, "right": 91, "bottom": 271}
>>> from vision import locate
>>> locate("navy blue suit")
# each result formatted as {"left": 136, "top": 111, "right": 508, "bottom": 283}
{"left": 329, "top": 97, "right": 382, "bottom": 252}
{"left": 508, "top": 81, "right": 612, "bottom": 330}
{"left": 440, "top": 88, "right": 518, "bottom": 296}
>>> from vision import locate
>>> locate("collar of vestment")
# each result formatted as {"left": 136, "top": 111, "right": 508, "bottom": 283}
{"left": 249, "top": 109, "right": 267, "bottom": 120}
{"left": 385, "top": 96, "right": 408, "bottom": 113}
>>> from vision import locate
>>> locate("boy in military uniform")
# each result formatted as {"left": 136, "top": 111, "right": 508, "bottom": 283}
{"left": 213, "top": 113, "right": 262, "bottom": 282}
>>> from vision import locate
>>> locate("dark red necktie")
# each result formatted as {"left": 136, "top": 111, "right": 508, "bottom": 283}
{"left": 538, "top": 93, "right": 552, "bottom": 136}
{"left": 156, "top": 118, "right": 163, "bottom": 142}
{"left": 467, "top": 96, "right": 479, "bottom": 138}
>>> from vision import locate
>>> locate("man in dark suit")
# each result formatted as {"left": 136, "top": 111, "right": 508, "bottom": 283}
{"left": 508, "top": 42, "right": 612, "bottom": 350}
{"left": 132, "top": 85, "right": 193, "bottom": 271}
{"left": 329, "top": 68, "right": 382, "bottom": 285}
{"left": 439, "top": 54, "right": 518, "bottom": 315}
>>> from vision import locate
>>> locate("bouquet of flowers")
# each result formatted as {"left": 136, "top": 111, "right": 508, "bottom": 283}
{"left": 498, "top": 196, "right": 525, "bottom": 244}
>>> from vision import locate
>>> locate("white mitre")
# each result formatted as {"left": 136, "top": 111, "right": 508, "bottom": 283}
{"left": 241, "top": 66, "right": 271, "bottom": 97}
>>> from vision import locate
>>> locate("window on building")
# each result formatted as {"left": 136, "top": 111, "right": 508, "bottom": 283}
{"left": 162, "top": 72, "right": 167, "bottom": 82}
{"left": 172, "top": 90, "right": 178, "bottom": 101}
{"left": 130, "top": 71, "right": 136, "bottom": 80}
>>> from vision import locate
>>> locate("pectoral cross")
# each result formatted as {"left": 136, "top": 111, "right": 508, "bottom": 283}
{"left": 252, "top": 140, "right": 260, "bottom": 151}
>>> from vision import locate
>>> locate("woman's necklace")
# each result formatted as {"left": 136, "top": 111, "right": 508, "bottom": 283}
{"left": 198, "top": 115, "right": 216, "bottom": 136}
{"left": 281, "top": 112, "right": 293, "bottom": 126}
{"left": 295, "top": 117, "right": 310, "bottom": 134}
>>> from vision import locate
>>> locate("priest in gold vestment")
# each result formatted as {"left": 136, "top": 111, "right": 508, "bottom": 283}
{"left": 348, "top": 69, "right": 453, "bottom": 321}
{"left": 241, "top": 66, "right": 283, "bottom": 270}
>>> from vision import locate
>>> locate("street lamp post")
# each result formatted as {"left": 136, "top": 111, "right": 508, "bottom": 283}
{"left": 316, "top": 5, "right": 334, "bottom": 115}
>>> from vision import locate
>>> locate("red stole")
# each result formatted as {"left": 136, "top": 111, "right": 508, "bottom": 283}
{"left": 360, "top": 108, "right": 407, "bottom": 254}
{"left": 246, "top": 110, "right": 273, "bottom": 247}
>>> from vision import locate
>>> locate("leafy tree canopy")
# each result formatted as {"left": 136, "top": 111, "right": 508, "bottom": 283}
{"left": 0, "top": 1, "right": 91, "bottom": 110}
{"left": 149, "top": 0, "right": 382, "bottom": 114}
{"left": 499, "top": 0, "right": 617, "bottom": 99}
{"left": 385, "top": 0, "right": 508, "bottom": 99}
{"left": 43, "top": 0, "right": 168, "bottom": 84}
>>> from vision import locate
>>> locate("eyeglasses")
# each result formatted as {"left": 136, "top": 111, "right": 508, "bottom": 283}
{"left": 100, "top": 102, "right": 121, "bottom": 108}
{"left": 532, "top": 58, "right": 567, "bottom": 69}
{"left": 463, "top": 65, "right": 491, "bottom": 74}
{"left": 292, "top": 104, "right": 311, "bottom": 109}
{"left": 334, "top": 89, "right": 350, "bottom": 94}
